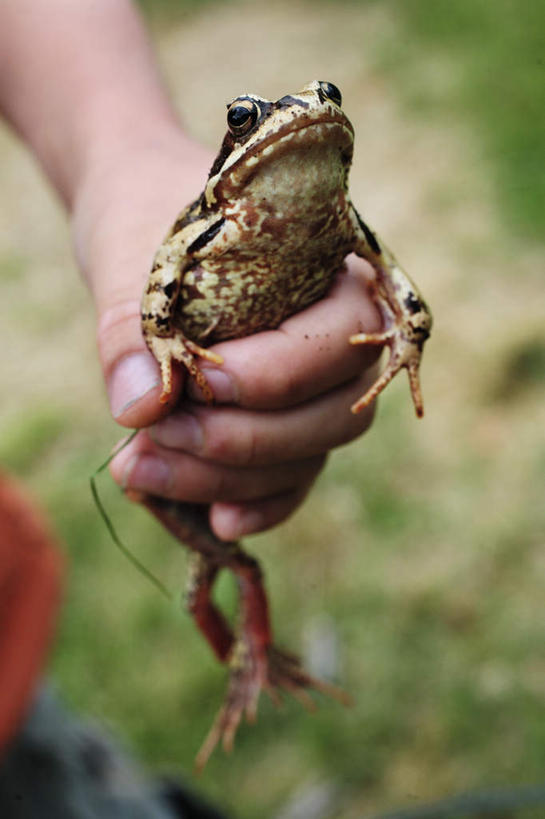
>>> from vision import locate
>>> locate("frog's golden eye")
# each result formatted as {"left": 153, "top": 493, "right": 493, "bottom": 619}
{"left": 227, "top": 99, "right": 259, "bottom": 136}
{"left": 318, "top": 81, "right": 342, "bottom": 108}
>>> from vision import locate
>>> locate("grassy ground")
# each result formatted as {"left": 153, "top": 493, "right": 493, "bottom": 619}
{"left": 1, "top": 1, "right": 543, "bottom": 817}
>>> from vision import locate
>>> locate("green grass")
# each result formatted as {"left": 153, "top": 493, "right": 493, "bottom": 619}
{"left": 39, "top": 394, "right": 544, "bottom": 817}
{"left": 375, "top": 0, "right": 545, "bottom": 242}
{"left": 3, "top": 2, "right": 543, "bottom": 817}
{"left": 137, "top": 0, "right": 545, "bottom": 242}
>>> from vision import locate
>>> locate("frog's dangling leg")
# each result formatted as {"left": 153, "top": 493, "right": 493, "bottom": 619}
{"left": 349, "top": 209, "right": 432, "bottom": 418}
{"left": 136, "top": 495, "right": 349, "bottom": 772}
{"left": 194, "top": 555, "right": 351, "bottom": 774}
{"left": 185, "top": 554, "right": 233, "bottom": 663}
{"left": 144, "top": 334, "right": 224, "bottom": 404}
{"left": 135, "top": 496, "right": 271, "bottom": 765}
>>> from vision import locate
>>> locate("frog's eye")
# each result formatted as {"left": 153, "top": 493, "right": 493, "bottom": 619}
{"left": 318, "top": 81, "right": 342, "bottom": 108}
{"left": 227, "top": 99, "right": 259, "bottom": 136}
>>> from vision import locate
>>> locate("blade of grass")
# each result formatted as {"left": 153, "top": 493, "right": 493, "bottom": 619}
{"left": 90, "top": 430, "right": 172, "bottom": 601}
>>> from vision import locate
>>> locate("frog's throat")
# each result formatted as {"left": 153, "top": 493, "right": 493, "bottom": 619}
{"left": 206, "top": 119, "right": 354, "bottom": 206}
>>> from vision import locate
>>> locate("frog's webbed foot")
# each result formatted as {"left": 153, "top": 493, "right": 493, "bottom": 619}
{"left": 194, "top": 638, "right": 266, "bottom": 773}
{"left": 349, "top": 314, "right": 429, "bottom": 417}
{"left": 192, "top": 538, "right": 350, "bottom": 771}
{"left": 266, "top": 645, "right": 350, "bottom": 706}
{"left": 145, "top": 333, "right": 223, "bottom": 404}
{"left": 194, "top": 642, "right": 351, "bottom": 773}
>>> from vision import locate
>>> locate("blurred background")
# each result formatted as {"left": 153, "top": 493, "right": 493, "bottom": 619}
{"left": 0, "top": 0, "right": 543, "bottom": 816}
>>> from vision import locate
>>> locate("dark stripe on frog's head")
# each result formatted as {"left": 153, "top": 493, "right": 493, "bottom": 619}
{"left": 208, "top": 98, "right": 275, "bottom": 179}
{"left": 276, "top": 95, "right": 311, "bottom": 110}
{"left": 187, "top": 217, "right": 225, "bottom": 254}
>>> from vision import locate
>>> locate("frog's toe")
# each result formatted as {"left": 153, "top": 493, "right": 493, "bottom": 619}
{"left": 194, "top": 642, "right": 350, "bottom": 772}
{"left": 349, "top": 322, "right": 426, "bottom": 418}
{"left": 266, "top": 646, "right": 352, "bottom": 708}
{"left": 194, "top": 648, "right": 264, "bottom": 773}
{"left": 145, "top": 333, "right": 223, "bottom": 404}
{"left": 194, "top": 700, "right": 244, "bottom": 774}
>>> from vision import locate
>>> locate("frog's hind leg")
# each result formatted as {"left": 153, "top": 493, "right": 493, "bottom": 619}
{"left": 185, "top": 553, "right": 234, "bottom": 663}
{"left": 137, "top": 496, "right": 349, "bottom": 772}
{"left": 194, "top": 552, "right": 351, "bottom": 773}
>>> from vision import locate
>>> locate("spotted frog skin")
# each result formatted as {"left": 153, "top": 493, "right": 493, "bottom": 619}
{"left": 140, "top": 81, "right": 432, "bottom": 769}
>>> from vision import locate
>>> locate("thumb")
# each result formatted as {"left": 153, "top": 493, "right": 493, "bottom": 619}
{"left": 70, "top": 142, "right": 213, "bottom": 428}
{"left": 97, "top": 296, "right": 182, "bottom": 428}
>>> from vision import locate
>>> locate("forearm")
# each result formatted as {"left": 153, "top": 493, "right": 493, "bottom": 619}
{"left": 0, "top": 0, "right": 185, "bottom": 208}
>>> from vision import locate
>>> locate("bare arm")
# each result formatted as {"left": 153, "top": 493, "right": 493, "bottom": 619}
{"left": 0, "top": 0, "right": 379, "bottom": 540}
{"left": 0, "top": 0, "right": 185, "bottom": 207}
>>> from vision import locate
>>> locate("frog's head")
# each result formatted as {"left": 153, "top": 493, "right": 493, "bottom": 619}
{"left": 204, "top": 81, "right": 354, "bottom": 207}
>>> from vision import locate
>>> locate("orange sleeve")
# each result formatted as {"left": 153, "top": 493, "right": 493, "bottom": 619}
{"left": 0, "top": 472, "right": 64, "bottom": 754}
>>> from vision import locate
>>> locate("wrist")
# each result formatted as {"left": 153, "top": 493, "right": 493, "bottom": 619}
{"left": 70, "top": 128, "right": 212, "bottom": 430}
{"left": 71, "top": 128, "right": 212, "bottom": 303}
{"left": 71, "top": 119, "right": 204, "bottom": 216}
{"left": 68, "top": 116, "right": 178, "bottom": 212}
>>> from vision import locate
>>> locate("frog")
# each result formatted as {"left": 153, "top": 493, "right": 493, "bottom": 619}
{"left": 139, "top": 80, "right": 432, "bottom": 770}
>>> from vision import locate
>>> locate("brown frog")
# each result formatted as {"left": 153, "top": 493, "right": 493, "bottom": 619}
{"left": 140, "top": 80, "right": 432, "bottom": 769}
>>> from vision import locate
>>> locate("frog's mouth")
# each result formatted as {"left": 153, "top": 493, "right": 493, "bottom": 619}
{"left": 209, "top": 116, "right": 354, "bottom": 202}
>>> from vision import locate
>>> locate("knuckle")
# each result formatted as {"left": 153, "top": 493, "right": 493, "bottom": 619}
{"left": 237, "top": 424, "right": 260, "bottom": 467}
{"left": 206, "top": 419, "right": 260, "bottom": 467}
{"left": 275, "top": 360, "right": 307, "bottom": 405}
{"left": 247, "top": 354, "right": 305, "bottom": 408}
{"left": 203, "top": 425, "right": 232, "bottom": 462}
{"left": 207, "top": 465, "right": 231, "bottom": 501}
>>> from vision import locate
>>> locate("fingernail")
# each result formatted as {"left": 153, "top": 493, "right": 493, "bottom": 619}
{"left": 187, "top": 369, "right": 238, "bottom": 403}
{"left": 151, "top": 412, "right": 204, "bottom": 452}
{"left": 109, "top": 354, "right": 161, "bottom": 418}
{"left": 121, "top": 454, "right": 171, "bottom": 494}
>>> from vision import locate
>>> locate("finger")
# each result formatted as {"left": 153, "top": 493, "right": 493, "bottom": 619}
{"left": 110, "top": 432, "right": 325, "bottom": 504}
{"left": 187, "top": 256, "right": 382, "bottom": 410}
{"left": 150, "top": 366, "right": 377, "bottom": 467}
{"left": 209, "top": 482, "right": 314, "bottom": 541}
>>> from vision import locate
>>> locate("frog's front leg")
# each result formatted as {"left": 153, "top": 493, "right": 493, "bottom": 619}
{"left": 136, "top": 496, "right": 349, "bottom": 771}
{"left": 141, "top": 238, "right": 223, "bottom": 404}
{"left": 349, "top": 208, "right": 432, "bottom": 417}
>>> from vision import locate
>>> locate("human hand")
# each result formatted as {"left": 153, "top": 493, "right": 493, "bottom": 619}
{"left": 0, "top": 0, "right": 382, "bottom": 543}
{"left": 73, "top": 138, "right": 381, "bottom": 542}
